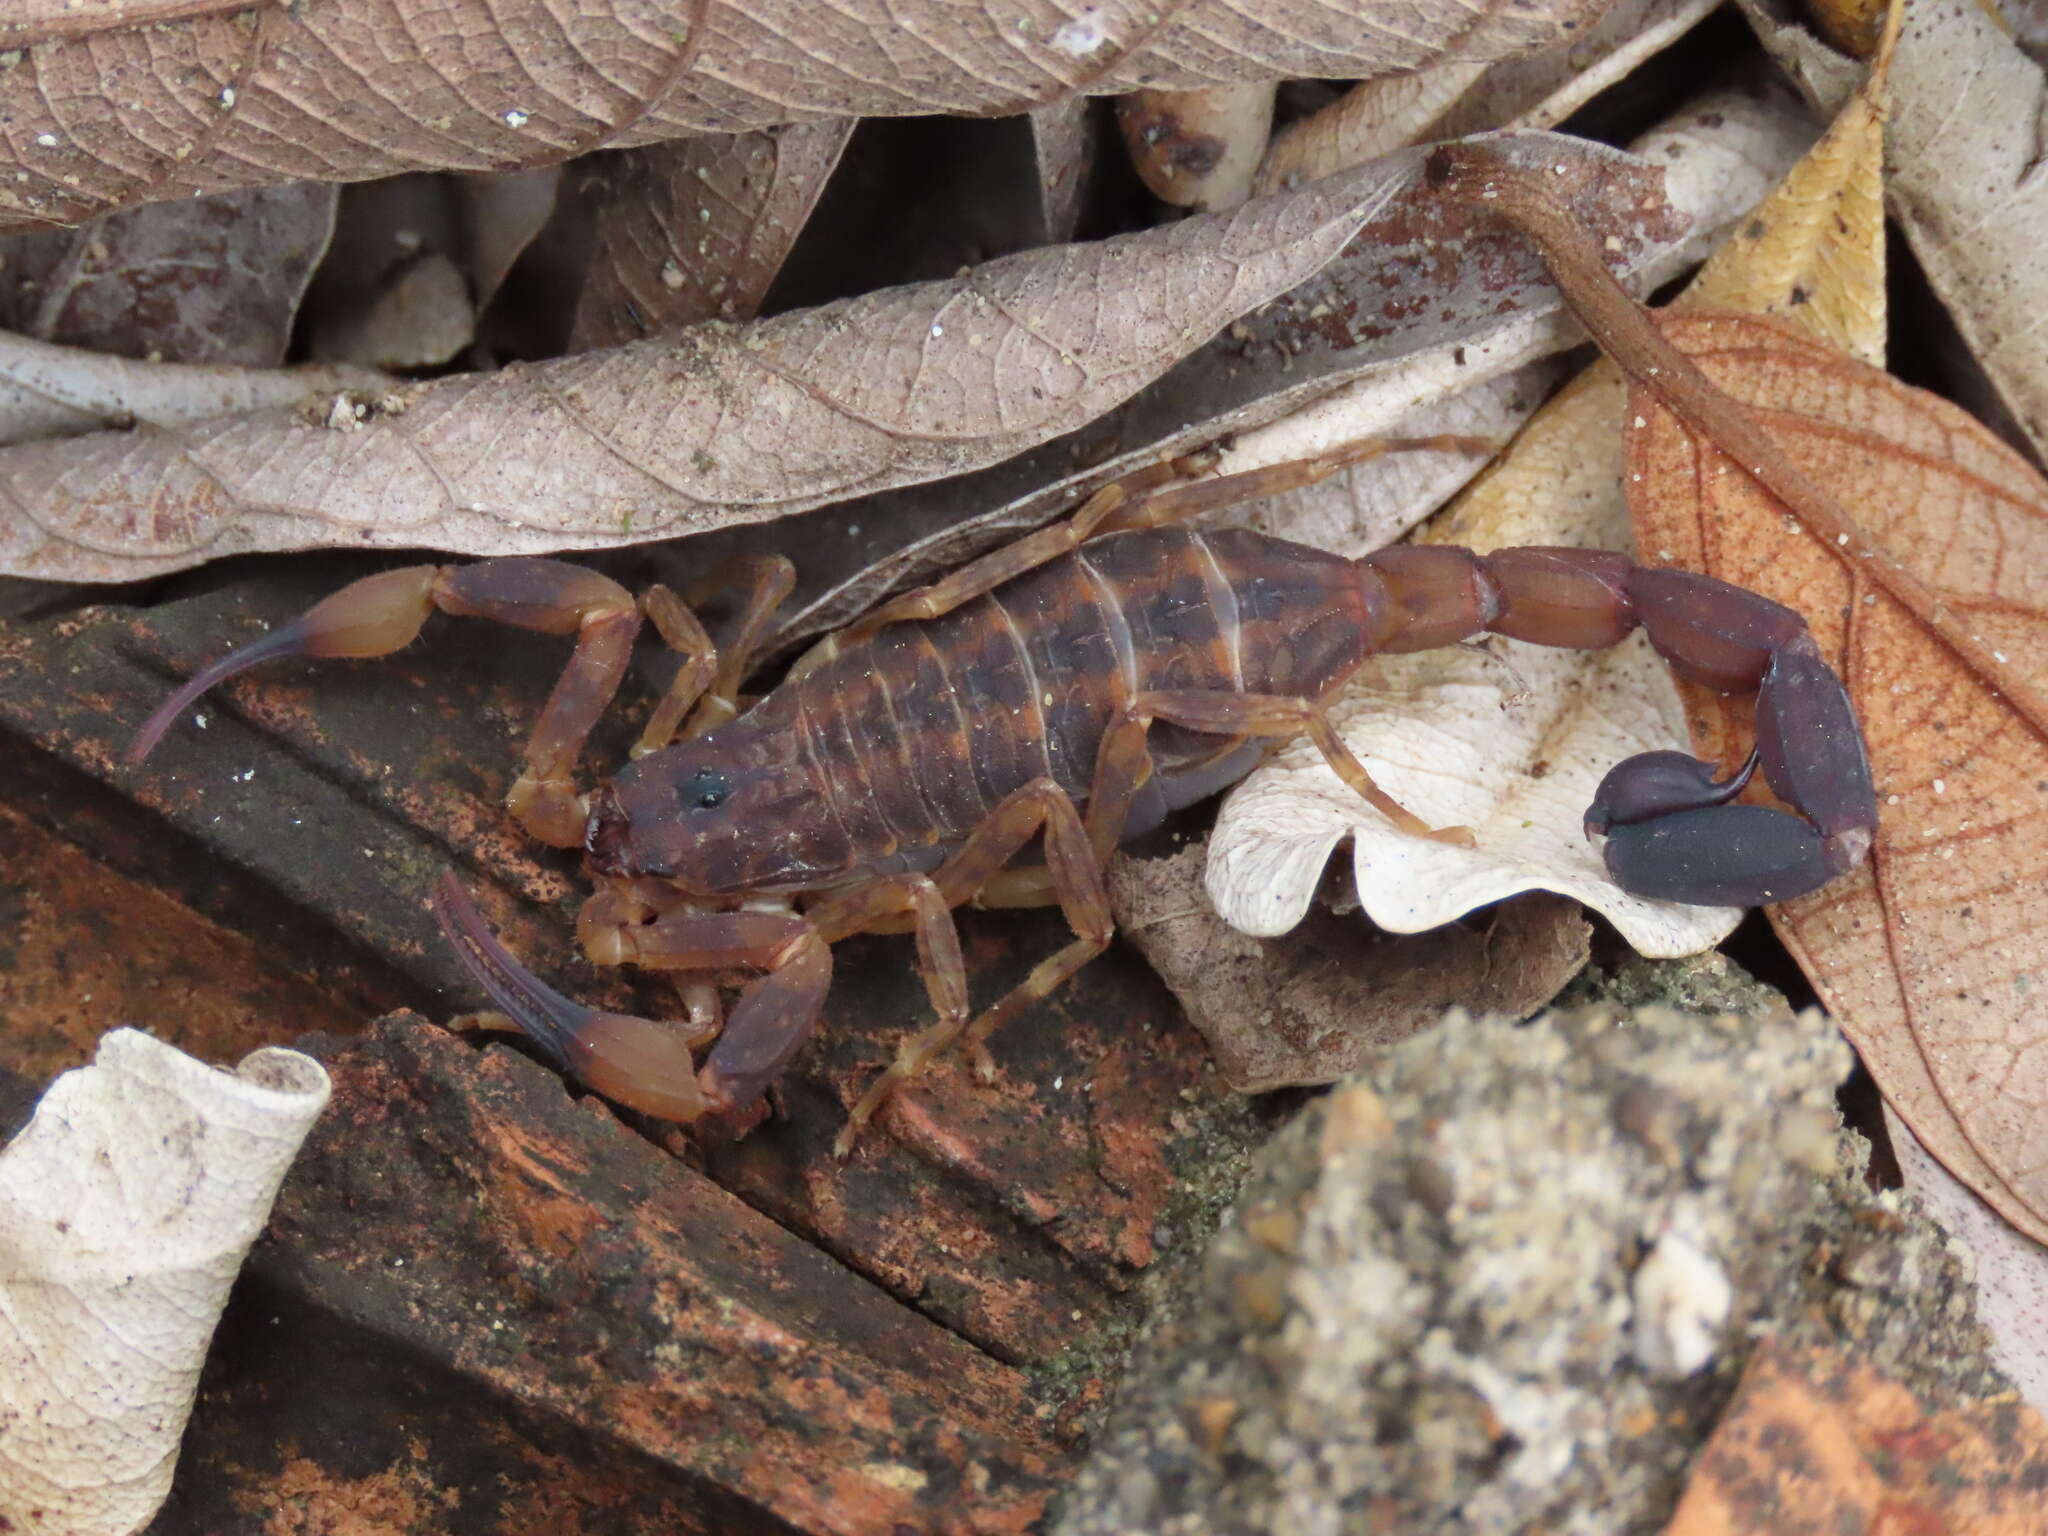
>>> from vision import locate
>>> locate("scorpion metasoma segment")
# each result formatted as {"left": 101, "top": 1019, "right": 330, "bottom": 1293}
{"left": 128, "top": 445, "right": 1878, "bottom": 1153}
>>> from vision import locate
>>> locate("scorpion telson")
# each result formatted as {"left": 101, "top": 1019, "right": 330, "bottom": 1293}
{"left": 127, "top": 444, "right": 1878, "bottom": 1154}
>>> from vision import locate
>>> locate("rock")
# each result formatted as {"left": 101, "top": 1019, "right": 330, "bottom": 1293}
{"left": 1055, "top": 1002, "right": 2008, "bottom": 1536}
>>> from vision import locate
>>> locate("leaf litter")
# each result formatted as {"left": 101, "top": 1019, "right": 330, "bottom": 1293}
{"left": 0, "top": 0, "right": 1615, "bottom": 230}
{"left": 3, "top": 5, "right": 2048, "bottom": 1523}
{"left": 0, "top": 132, "right": 1696, "bottom": 584}
{"left": 1407, "top": 2, "right": 2048, "bottom": 1403}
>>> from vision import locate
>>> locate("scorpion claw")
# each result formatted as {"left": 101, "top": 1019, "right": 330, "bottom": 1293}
{"left": 126, "top": 626, "right": 311, "bottom": 764}
{"left": 1598, "top": 804, "right": 1837, "bottom": 907}
{"left": 430, "top": 872, "right": 712, "bottom": 1121}
{"left": 1584, "top": 748, "right": 1759, "bottom": 840}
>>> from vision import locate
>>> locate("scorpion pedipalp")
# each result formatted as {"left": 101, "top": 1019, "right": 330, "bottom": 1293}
{"left": 433, "top": 873, "right": 718, "bottom": 1122}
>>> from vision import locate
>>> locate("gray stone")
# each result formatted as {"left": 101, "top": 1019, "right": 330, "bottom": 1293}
{"left": 1055, "top": 1002, "right": 2007, "bottom": 1536}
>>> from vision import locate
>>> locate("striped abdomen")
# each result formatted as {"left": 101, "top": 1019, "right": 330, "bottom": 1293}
{"left": 783, "top": 526, "right": 1380, "bottom": 874}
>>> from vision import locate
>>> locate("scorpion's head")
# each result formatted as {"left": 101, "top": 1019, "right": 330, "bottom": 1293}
{"left": 584, "top": 715, "right": 856, "bottom": 896}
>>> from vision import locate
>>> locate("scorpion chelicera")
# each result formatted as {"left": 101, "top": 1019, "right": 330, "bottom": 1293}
{"left": 127, "top": 442, "right": 1877, "bottom": 1153}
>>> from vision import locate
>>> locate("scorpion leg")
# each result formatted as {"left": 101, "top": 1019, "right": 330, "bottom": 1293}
{"left": 127, "top": 558, "right": 642, "bottom": 848}
{"left": 792, "top": 436, "right": 1489, "bottom": 675}
{"left": 634, "top": 588, "right": 718, "bottom": 759}
{"left": 834, "top": 776, "right": 1114, "bottom": 1155}
{"left": 1131, "top": 689, "right": 1477, "bottom": 844}
{"left": 636, "top": 554, "right": 796, "bottom": 753}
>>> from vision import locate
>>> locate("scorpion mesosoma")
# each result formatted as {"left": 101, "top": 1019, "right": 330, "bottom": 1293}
{"left": 128, "top": 444, "right": 1877, "bottom": 1154}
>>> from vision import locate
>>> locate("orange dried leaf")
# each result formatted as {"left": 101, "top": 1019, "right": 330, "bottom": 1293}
{"left": 1661, "top": 1340, "right": 2048, "bottom": 1535}
{"left": 1625, "top": 310, "right": 2048, "bottom": 1242}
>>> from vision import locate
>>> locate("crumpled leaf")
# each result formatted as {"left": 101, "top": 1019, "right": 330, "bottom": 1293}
{"left": 1627, "top": 310, "right": 2048, "bottom": 1245}
{"left": 1112, "top": 844, "right": 1590, "bottom": 1091}
{"left": 570, "top": 120, "right": 852, "bottom": 348}
{"left": 1889, "top": 1105, "right": 2048, "bottom": 1415}
{"left": 1660, "top": 1340, "right": 2048, "bottom": 1535}
{"left": 0, "top": 1029, "right": 330, "bottom": 1536}
{"left": 1738, "top": 0, "right": 2048, "bottom": 463}
{"left": 0, "top": 330, "right": 389, "bottom": 448}
{"left": 0, "top": 133, "right": 1690, "bottom": 585}
{"left": 0, "top": 182, "right": 336, "bottom": 367}
{"left": 1257, "top": 0, "right": 1721, "bottom": 193}
{"left": 1206, "top": 86, "right": 1818, "bottom": 951}
{"left": 0, "top": 0, "right": 1613, "bottom": 231}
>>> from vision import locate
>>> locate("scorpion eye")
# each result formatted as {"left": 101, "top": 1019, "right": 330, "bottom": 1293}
{"left": 685, "top": 768, "right": 730, "bottom": 812}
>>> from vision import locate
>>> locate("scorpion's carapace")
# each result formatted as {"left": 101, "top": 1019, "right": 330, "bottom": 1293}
{"left": 127, "top": 449, "right": 1878, "bottom": 1154}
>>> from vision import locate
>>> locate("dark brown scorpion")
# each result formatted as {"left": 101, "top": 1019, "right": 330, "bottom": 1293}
{"left": 127, "top": 444, "right": 1877, "bottom": 1153}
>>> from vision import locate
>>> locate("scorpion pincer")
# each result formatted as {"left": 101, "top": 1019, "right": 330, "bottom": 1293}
{"left": 125, "top": 451, "right": 1877, "bottom": 1153}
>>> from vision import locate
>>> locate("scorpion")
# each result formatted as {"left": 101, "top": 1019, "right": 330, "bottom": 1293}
{"left": 127, "top": 442, "right": 1877, "bottom": 1154}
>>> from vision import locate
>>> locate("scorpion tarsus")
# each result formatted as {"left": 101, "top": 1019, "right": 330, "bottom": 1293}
{"left": 126, "top": 624, "right": 311, "bottom": 765}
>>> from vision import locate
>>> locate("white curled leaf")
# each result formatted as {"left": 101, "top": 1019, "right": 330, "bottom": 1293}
{"left": 1210, "top": 637, "right": 1730, "bottom": 955}
{"left": 0, "top": 1030, "right": 331, "bottom": 1536}
{"left": 1207, "top": 86, "right": 1817, "bottom": 954}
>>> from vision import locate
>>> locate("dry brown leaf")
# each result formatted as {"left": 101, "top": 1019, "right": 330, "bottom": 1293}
{"left": 0, "top": 152, "right": 1419, "bottom": 579}
{"left": 1029, "top": 97, "right": 1099, "bottom": 246}
{"left": 0, "top": 133, "right": 1692, "bottom": 585}
{"left": 1808, "top": 0, "right": 1890, "bottom": 55}
{"left": 299, "top": 174, "right": 473, "bottom": 370}
{"left": 458, "top": 165, "right": 561, "bottom": 314}
{"left": 1110, "top": 843, "right": 1588, "bottom": 1092}
{"left": 0, "top": 182, "right": 335, "bottom": 366}
{"left": 312, "top": 251, "right": 475, "bottom": 371}
{"left": 1255, "top": 0, "right": 1721, "bottom": 192}
{"left": 1739, "top": 0, "right": 2048, "bottom": 463}
{"left": 1626, "top": 311, "right": 2048, "bottom": 1243}
{"left": 570, "top": 120, "right": 852, "bottom": 349}
{"left": 1660, "top": 1340, "right": 2048, "bottom": 1535}
{"left": 0, "top": 0, "right": 1613, "bottom": 231}
{"left": 1204, "top": 362, "right": 1566, "bottom": 556}
{"left": 753, "top": 131, "right": 1698, "bottom": 653}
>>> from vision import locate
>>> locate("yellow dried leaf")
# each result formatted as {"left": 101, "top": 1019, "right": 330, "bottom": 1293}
{"left": 1676, "top": 2, "right": 1895, "bottom": 362}
{"left": 1626, "top": 312, "right": 2048, "bottom": 1245}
